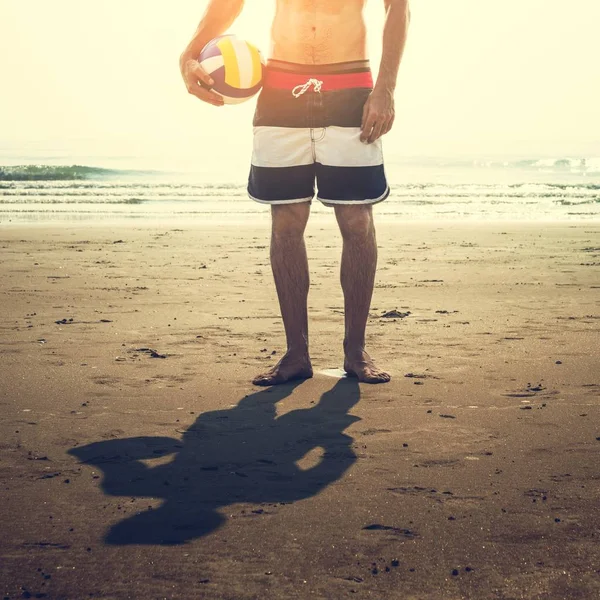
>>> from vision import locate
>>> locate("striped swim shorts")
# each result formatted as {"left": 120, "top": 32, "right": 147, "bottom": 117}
{"left": 247, "top": 59, "right": 389, "bottom": 207}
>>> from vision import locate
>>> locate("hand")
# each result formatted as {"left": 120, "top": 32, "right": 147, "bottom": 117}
{"left": 360, "top": 88, "right": 395, "bottom": 144}
{"left": 180, "top": 57, "right": 224, "bottom": 107}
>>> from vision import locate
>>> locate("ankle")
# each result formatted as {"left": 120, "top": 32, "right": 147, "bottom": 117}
{"left": 286, "top": 344, "right": 310, "bottom": 357}
{"left": 343, "top": 338, "right": 366, "bottom": 354}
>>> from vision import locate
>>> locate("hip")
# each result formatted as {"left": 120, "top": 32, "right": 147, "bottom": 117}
{"left": 254, "top": 59, "right": 373, "bottom": 129}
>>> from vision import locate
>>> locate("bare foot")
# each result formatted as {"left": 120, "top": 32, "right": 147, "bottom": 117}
{"left": 344, "top": 348, "right": 391, "bottom": 384}
{"left": 252, "top": 351, "right": 313, "bottom": 386}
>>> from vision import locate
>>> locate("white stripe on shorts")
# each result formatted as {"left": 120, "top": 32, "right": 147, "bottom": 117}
{"left": 251, "top": 126, "right": 383, "bottom": 168}
{"left": 317, "top": 126, "right": 383, "bottom": 167}
{"left": 252, "top": 127, "right": 314, "bottom": 168}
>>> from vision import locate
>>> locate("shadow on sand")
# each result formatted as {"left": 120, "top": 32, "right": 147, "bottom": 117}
{"left": 68, "top": 378, "right": 361, "bottom": 545}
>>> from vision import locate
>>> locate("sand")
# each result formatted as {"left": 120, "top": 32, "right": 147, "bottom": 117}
{"left": 0, "top": 217, "right": 599, "bottom": 599}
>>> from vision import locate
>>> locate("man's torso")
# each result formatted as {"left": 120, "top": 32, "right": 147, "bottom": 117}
{"left": 270, "top": 0, "right": 368, "bottom": 65}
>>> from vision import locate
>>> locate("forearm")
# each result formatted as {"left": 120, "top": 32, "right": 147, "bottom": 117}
{"left": 180, "top": 0, "right": 245, "bottom": 65}
{"left": 374, "top": 0, "right": 411, "bottom": 94}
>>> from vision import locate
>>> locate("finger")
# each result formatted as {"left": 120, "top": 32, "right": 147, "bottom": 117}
{"left": 372, "top": 112, "right": 395, "bottom": 142}
{"left": 367, "top": 121, "right": 383, "bottom": 144}
{"left": 189, "top": 61, "right": 215, "bottom": 88}
{"left": 187, "top": 82, "right": 224, "bottom": 106}
{"left": 378, "top": 115, "right": 392, "bottom": 138}
{"left": 383, "top": 114, "right": 395, "bottom": 135}
{"left": 360, "top": 112, "right": 378, "bottom": 143}
{"left": 368, "top": 117, "right": 386, "bottom": 143}
{"left": 190, "top": 87, "right": 224, "bottom": 106}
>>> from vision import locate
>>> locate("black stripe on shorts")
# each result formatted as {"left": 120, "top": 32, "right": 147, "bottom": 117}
{"left": 248, "top": 164, "right": 315, "bottom": 202}
{"left": 316, "top": 164, "right": 389, "bottom": 203}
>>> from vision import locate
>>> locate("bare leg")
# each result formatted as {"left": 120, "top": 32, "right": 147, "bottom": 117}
{"left": 253, "top": 202, "right": 313, "bottom": 386}
{"left": 335, "top": 204, "right": 390, "bottom": 383}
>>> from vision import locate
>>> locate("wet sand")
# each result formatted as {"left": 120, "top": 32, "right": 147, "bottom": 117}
{"left": 1, "top": 218, "right": 599, "bottom": 599}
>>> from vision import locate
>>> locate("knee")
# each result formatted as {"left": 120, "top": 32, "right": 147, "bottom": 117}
{"left": 336, "top": 205, "right": 374, "bottom": 240}
{"left": 271, "top": 203, "right": 310, "bottom": 239}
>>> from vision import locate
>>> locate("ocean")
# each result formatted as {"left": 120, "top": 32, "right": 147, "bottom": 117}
{"left": 1, "top": 152, "right": 599, "bottom": 224}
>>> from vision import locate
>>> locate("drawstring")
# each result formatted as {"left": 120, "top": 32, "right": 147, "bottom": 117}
{"left": 292, "top": 78, "right": 323, "bottom": 98}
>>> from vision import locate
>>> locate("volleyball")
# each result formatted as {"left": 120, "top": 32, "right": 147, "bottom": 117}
{"left": 199, "top": 35, "right": 265, "bottom": 105}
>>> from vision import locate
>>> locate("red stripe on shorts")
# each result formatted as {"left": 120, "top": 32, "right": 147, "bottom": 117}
{"left": 263, "top": 70, "right": 373, "bottom": 91}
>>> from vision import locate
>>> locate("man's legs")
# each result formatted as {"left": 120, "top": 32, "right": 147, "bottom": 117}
{"left": 252, "top": 202, "right": 314, "bottom": 386}
{"left": 334, "top": 204, "right": 391, "bottom": 383}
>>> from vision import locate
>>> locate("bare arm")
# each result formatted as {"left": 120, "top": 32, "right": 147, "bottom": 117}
{"left": 375, "top": 0, "right": 411, "bottom": 94}
{"left": 179, "top": 0, "right": 245, "bottom": 106}
{"left": 360, "top": 0, "right": 411, "bottom": 143}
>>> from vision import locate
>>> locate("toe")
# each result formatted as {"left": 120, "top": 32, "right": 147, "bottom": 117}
{"left": 252, "top": 374, "right": 273, "bottom": 386}
{"left": 364, "top": 369, "right": 391, "bottom": 383}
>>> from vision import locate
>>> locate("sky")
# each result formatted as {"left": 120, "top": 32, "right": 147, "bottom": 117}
{"left": 1, "top": 0, "right": 599, "bottom": 165}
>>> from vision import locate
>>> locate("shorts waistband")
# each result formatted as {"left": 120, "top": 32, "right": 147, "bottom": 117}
{"left": 264, "top": 70, "right": 373, "bottom": 91}
{"left": 266, "top": 59, "right": 370, "bottom": 73}
{"left": 264, "top": 59, "right": 373, "bottom": 91}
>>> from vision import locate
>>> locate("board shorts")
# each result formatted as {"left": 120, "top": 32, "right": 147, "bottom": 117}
{"left": 247, "top": 59, "right": 389, "bottom": 207}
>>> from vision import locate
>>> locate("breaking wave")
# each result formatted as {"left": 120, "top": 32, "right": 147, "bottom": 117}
{"left": 0, "top": 165, "right": 151, "bottom": 181}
